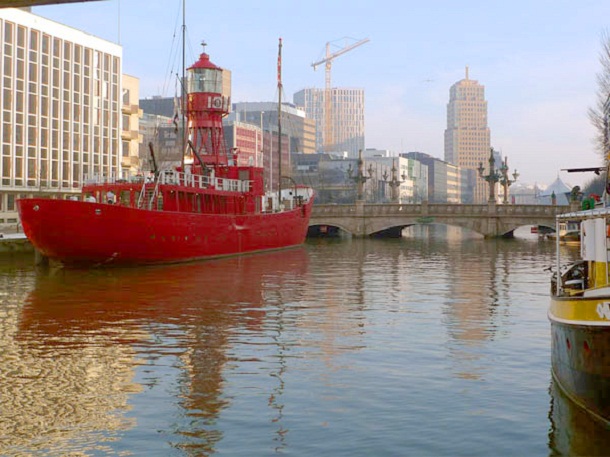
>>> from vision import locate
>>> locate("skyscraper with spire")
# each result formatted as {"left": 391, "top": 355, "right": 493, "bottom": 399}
{"left": 444, "top": 67, "right": 491, "bottom": 203}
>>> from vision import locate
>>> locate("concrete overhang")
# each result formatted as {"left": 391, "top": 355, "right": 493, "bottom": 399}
{"left": 0, "top": 0, "right": 102, "bottom": 7}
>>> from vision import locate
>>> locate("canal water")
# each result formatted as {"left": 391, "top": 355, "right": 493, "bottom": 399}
{"left": 1, "top": 226, "right": 609, "bottom": 456}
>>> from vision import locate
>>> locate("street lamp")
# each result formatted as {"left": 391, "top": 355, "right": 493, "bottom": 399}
{"left": 387, "top": 159, "right": 403, "bottom": 203}
{"left": 477, "top": 147, "right": 502, "bottom": 203}
{"left": 499, "top": 156, "right": 519, "bottom": 204}
{"left": 346, "top": 149, "right": 370, "bottom": 201}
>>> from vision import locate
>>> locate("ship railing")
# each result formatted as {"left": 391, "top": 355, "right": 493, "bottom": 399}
{"left": 84, "top": 171, "right": 249, "bottom": 193}
{"left": 84, "top": 173, "right": 146, "bottom": 185}
{"left": 158, "top": 169, "right": 183, "bottom": 185}
{"left": 182, "top": 173, "right": 211, "bottom": 189}
{"left": 214, "top": 177, "right": 253, "bottom": 192}
{"left": 160, "top": 170, "right": 252, "bottom": 192}
{"left": 156, "top": 170, "right": 247, "bottom": 192}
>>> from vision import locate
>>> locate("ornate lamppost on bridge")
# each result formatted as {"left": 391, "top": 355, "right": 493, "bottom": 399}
{"left": 346, "top": 149, "right": 372, "bottom": 202}
{"left": 477, "top": 147, "right": 502, "bottom": 204}
{"left": 499, "top": 156, "right": 519, "bottom": 204}
{"left": 386, "top": 159, "right": 404, "bottom": 203}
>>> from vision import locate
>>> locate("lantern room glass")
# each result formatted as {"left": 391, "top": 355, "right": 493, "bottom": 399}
{"left": 188, "top": 67, "right": 222, "bottom": 94}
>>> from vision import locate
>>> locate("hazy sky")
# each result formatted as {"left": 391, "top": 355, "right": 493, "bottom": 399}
{"left": 33, "top": 0, "right": 610, "bottom": 188}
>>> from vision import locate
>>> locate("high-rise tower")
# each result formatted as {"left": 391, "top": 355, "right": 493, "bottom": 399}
{"left": 444, "top": 67, "right": 490, "bottom": 203}
{"left": 294, "top": 87, "right": 364, "bottom": 156}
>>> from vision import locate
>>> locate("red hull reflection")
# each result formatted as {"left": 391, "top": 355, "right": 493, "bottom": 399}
{"left": 19, "top": 248, "right": 309, "bottom": 342}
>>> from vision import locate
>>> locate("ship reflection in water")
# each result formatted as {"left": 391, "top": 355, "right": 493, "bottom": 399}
{"left": 3, "top": 229, "right": 610, "bottom": 455}
{"left": 548, "top": 378, "right": 610, "bottom": 455}
{"left": 7, "top": 248, "right": 308, "bottom": 456}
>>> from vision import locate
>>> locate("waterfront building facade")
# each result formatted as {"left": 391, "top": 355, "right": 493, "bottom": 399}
{"left": 0, "top": 8, "right": 124, "bottom": 229}
{"left": 361, "top": 150, "right": 418, "bottom": 203}
{"left": 139, "top": 98, "right": 184, "bottom": 171}
{"left": 223, "top": 121, "right": 263, "bottom": 168}
{"left": 291, "top": 152, "right": 355, "bottom": 203}
{"left": 406, "top": 157, "right": 429, "bottom": 203}
{"left": 365, "top": 155, "right": 413, "bottom": 203}
{"left": 139, "top": 113, "right": 180, "bottom": 170}
{"left": 402, "top": 151, "right": 462, "bottom": 204}
{"left": 444, "top": 68, "right": 490, "bottom": 203}
{"left": 224, "top": 120, "right": 289, "bottom": 192}
{"left": 293, "top": 87, "right": 364, "bottom": 156}
{"left": 230, "top": 101, "right": 316, "bottom": 154}
{"left": 291, "top": 151, "right": 428, "bottom": 204}
{"left": 139, "top": 96, "right": 175, "bottom": 119}
{"left": 459, "top": 167, "right": 476, "bottom": 204}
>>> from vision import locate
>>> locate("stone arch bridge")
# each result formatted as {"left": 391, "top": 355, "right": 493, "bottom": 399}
{"left": 309, "top": 202, "right": 572, "bottom": 238}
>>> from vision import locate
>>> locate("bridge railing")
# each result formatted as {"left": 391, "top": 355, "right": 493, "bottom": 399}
{"left": 312, "top": 204, "right": 360, "bottom": 215}
{"left": 362, "top": 204, "right": 422, "bottom": 215}
{"left": 312, "top": 203, "right": 571, "bottom": 217}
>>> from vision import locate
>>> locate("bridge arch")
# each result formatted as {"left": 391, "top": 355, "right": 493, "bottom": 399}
{"left": 369, "top": 220, "right": 496, "bottom": 238}
{"left": 309, "top": 203, "right": 571, "bottom": 238}
{"left": 308, "top": 222, "right": 352, "bottom": 237}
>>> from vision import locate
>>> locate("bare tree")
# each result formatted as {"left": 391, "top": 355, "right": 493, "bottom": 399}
{"left": 588, "top": 30, "right": 610, "bottom": 161}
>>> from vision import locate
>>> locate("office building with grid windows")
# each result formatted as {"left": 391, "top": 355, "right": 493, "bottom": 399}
{"left": 293, "top": 87, "right": 364, "bottom": 157}
{"left": 0, "top": 8, "right": 123, "bottom": 229}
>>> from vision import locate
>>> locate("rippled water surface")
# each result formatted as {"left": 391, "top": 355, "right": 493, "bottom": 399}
{"left": 2, "top": 226, "right": 610, "bottom": 456}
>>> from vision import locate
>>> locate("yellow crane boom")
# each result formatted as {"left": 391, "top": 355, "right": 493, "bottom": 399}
{"left": 312, "top": 37, "right": 369, "bottom": 152}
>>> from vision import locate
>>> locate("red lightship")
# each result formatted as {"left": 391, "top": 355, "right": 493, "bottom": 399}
{"left": 17, "top": 41, "right": 314, "bottom": 266}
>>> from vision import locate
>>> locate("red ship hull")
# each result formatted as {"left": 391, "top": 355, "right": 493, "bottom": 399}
{"left": 17, "top": 197, "right": 313, "bottom": 266}
{"left": 17, "top": 41, "right": 314, "bottom": 267}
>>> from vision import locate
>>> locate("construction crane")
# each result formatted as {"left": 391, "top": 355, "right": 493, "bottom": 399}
{"left": 312, "top": 37, "right": 369, "bottom": 152}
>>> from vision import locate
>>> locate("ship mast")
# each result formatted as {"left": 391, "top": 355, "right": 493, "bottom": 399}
{"left": 181, "top": 0, "right": 186, "bottom": 170}
{"left": 277, "top": 38, "right": 283, "bottom": 199}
